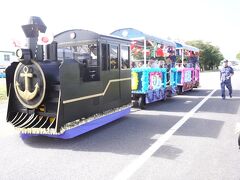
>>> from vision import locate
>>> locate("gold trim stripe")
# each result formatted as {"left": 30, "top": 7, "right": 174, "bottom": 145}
{"left": 63, "top": 78, "right": 131, "bottom": 104}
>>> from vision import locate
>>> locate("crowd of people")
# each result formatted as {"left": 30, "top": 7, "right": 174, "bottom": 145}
{"left": 131, "top": 56, "right": 196, "bottom": 69}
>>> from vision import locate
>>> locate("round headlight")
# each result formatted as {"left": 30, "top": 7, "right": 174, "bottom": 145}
{"left": 16, "top": 49, "right": 23, "bottom": 59}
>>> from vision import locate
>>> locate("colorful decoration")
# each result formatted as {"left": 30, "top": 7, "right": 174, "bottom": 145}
{"left": 184, "top": 70, "right": 192, "bottom": 82}
{"left": 131, "top": 45, "right": 144, "bottom": 59}
{"left": 141, "top": 70, "right": 149, "bottom": 92}
{"left": 177, "top": 68, "right": 194, "bottom": 84}
{"left": 131, "top": 67, "right": 167, "bottom": 93}
{"left": 170, "top": 68, "right": 178, "bottom": 87}
{"left": 131, "top": 72, "right": 139, "bottom": 90}
{"left": 156, "top": 48, "right": 164, "bottom": 57}
{"left": 145, "top": 89, "right": 165, "bottom": 104}
{"left": 194, "top": 67, "right": 200, "bottom": 81}
{"left": 146, "top": 49, "right": 150, "bottom": 56}
{"left": 149, "top": 72, "right": 162, "bottom": 90}
{"left": 131, "top": 66, "right": 179, "bottom": 104}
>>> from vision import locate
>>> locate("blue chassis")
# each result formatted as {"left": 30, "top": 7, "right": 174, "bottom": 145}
{"left": 20, "top": 107, "right": 130, "bottom": 139}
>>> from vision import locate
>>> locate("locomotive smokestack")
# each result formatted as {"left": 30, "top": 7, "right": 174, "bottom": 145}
{"left": 22, "top": 16, "right": 47, "bottom": 38}
{"left": 28, "top": 16, "right": 47, "bottom": 33}
{"left": 21, "top": 16, "right": 47, "bottom": 62}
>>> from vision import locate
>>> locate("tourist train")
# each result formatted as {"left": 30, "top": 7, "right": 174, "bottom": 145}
{"left": 111, "top": 28, "right": 200, "bottom": 108}
{"left": 6, "top": 17, "right": 132, "bottom": 139}
{"left": 5, "top": 17, "right": 200, "bottom": 138}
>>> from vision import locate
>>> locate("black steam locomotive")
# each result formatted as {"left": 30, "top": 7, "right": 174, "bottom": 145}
{"left": 6, "top": 17, "right": 132, "bottom": 139}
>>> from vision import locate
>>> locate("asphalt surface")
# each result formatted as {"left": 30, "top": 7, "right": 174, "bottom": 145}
{"left": 0, "top": 71, "right": 240, "bottom": 180}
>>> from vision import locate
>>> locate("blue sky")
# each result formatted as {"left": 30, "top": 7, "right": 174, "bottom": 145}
{"left": 1, "top": 0, "right": 240, "bottom": 60}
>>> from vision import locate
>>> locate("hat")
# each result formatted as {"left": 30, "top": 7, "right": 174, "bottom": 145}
{"left": 223, "top": 59, "right": 228, "bottom": 62}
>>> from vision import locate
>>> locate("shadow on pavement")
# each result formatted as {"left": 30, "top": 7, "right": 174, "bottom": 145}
{"left": 141, "top": 89, "right": 217, "bottom": 113}
{"left": 146, "top": 97, "right": 202, "bottom": 113}
{"left": 153, "top": 145, "right": 183, "bottom": 160}
{"left": 22, "top": 112, "right": 224, "bottom": 159}
{"left": 182, "top": 89, "right": 214, "bottom": 96}
{"left": 198, "top": 90, "right": 240, "bottom": 114}
{"left": 176, "top": 117, "right": 224, "bottom": 138}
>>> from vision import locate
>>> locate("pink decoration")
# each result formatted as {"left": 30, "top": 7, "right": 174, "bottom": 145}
{"left": 149, "top": 72, "right": 162, "bottom": 90}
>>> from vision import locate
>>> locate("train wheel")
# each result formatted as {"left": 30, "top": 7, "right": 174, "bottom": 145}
{"left": 163, "top": 93, "right": 167, "bottom": 101}
{"left": 132, "top": 100, "right": 138, "bottom": 108}
{"left": 138, "top": 95, "right": 145, "bottom": 109}
{"left": 166, "top": 94, "right": 171, "bottom": 98}
{"left": 166, "top": 90, "right": 172, "bottom": 97}
{"left": 189, "top": 86, "right": 193, "bottom": 91}
{"left": 177, "top": 86, "right": 183, "bottom": 95}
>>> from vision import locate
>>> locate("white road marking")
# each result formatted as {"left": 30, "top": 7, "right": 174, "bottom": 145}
{"left": 114, "top": 89, "right": 217, "bottom": 180}
{"left": 175, "top": 95, "right": 240, "bottom": 99}
{"left": 150, "top": 134, "right": 162, "bottom": 140}
{"left": 184, "top": 100, "right": 192, "bottom": 104}
{"left": 132, "top": 110, "right": 185, "bottom": 117}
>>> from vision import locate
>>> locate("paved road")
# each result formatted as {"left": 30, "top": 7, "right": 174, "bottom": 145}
{"left": 0, "top": 71, "right": 239, "bottom": 180}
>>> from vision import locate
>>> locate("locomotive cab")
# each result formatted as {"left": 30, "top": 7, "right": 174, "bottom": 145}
{"left": 6, "top": 17, "right": 132, "bottom": 138}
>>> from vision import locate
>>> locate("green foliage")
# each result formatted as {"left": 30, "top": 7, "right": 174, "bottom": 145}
{"left": 186, "top": 40, "right": 224, "bottom": 70}
{"left": 0, "top": 78, "right": 7, "bottom": 101}
{"left": 236, "top": 52, "right": 240, "bottom": 60}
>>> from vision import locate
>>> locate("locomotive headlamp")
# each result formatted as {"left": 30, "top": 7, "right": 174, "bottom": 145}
{"left": 16, "top": 49, "right": 23, "bottom": 59}
{"left": 15, "top": 48, "right": 31, "bottom": 64}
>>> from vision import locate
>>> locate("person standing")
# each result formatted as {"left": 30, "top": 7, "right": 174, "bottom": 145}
{"left": 220, "top": 59, "right": 234, "bottom": 99}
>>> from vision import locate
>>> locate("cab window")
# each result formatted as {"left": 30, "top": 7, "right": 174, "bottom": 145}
{"left": 110, "top": 45, "right": 119, "bottom": 70}
{"left": 101, "top": 43, "right": 109, "bottom": 71}
{"left": 57, "top": 42, "right": 98, "bottom": 67}
{"left": 121, "top": 46, "right": 130, "bottom": 69}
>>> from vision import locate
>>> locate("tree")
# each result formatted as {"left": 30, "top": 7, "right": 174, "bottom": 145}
{"left": 236, "top": 52, "right": 240, "bottom": 60}
{"left": 186, "top": 40, "right": 224, "bottom": 71}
